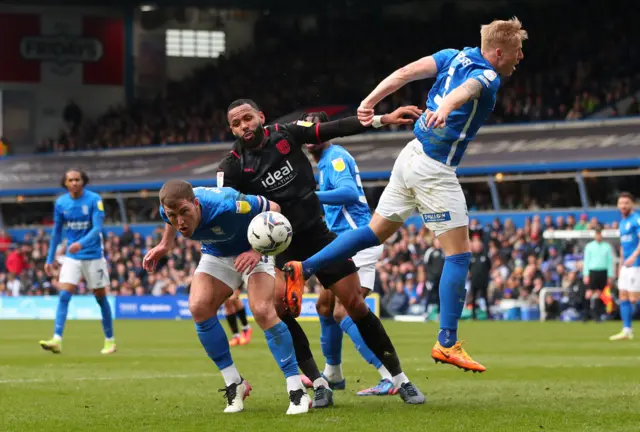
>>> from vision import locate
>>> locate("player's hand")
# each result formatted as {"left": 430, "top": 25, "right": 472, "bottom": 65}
{"left": 235, "top": 249, "right": 262, "bottom": 274}
{"left": 583, "top": 276, "right": 590, "bottom": 285}
{"left": 67, "top": 242, "right": 82, "bottom": 254}
{"left": 623, "top": 256, "right": 636, "bottom": 267}
{"left": 357, "top": 102, "right": 375, "bottom": 126}
{"left": 382, "top": 105, "right": 422, "bottom": 126}
{"left": 143, "top": 244, "right": 169, "bottom": 273}
{"left": 424, "top": 107, "right": 450, "bottom": 129}
{"left": 44, "top": 263, "right": 54, "bottom": 277}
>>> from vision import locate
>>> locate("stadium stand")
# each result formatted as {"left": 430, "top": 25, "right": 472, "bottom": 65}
{"left": 33, "top": 0, "right": 639, "bottom": 153}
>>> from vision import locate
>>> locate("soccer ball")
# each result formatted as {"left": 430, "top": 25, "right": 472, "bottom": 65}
{"left": 247, "top": 211, "right": 293, "bottom": 256}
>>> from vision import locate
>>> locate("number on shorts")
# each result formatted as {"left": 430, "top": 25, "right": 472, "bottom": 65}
{"left": 97, "top": 269, "right": 105, "bottom": 280}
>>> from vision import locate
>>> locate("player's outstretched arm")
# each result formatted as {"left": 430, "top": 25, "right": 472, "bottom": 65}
{"left": 359, "top": 56, "right": 438, "bottom": 125}
{"left": 287, "top": 106, "right": 421, "bottom": 145}
{"left": 143, "top": 223, "right": 176, "bottom": 272}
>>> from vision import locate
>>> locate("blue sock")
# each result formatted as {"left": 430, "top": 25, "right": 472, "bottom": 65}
{"left": 438, "top": 252, "right": 471, "bottom": 348}
{"left": 96, "top": 296, "right": 114, "bottom": 339}
{"left": 264, "top": 321, "right": 299, "bottom": 378}
{"left": 302, "top": 226, "right": 379, "bottom": 279}
{"left": 54, "top": 291, "right": 72, "bottom": 338}
{"left": 340, "top": 316, "right": 382, "bottom": 369}
{"left": 320, "top": 315, "right": 343, "bottom": 366}
{"left": 195, "top": 316, "right": 233, "bottom": 370}
{"left": 620, "top": 300, "right": 634, "bottom": 329}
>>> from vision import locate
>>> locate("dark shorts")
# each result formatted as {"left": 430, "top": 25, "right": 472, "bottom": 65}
{"left": 589, "top": 270, "right": 608, "bottom": 291}
{"left": 276, "top": 221, "right": 358, "bottom": 289}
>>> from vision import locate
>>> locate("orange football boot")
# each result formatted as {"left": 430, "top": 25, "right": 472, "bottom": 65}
{"left": 431, "top": 341, "right": 486, "bottom": 373}
{"left": 242, "top": 327, "right": 253, "bottom": 344}
{"left": 283, "top": 261, "right": 305, "bottom": 317}
{"left": 229, "top": 335, "right": 242, "bottom": 347}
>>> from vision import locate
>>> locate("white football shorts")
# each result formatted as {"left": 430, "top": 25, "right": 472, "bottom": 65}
{"left": 618, "top": 266, "right": 640, "bottom": 293}
{"left": 353, "top": 244, "right": 383, "bottom": 290}
{"left": 195, "top": 253, "right": 275, "bottom": 290}
{"left": 59, "top": 257, "right": 110, "bottom": 289}
{"left": 376, "top": 139, "right": 469, "bottom": 236}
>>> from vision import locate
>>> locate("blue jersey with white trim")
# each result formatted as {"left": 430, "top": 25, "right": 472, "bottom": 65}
{"left": 318, "top": 144, "right": 371, "bottom": 235}
{"left": 619, "top": 211, "right": 640, "bottom": 267}
{"left": 414, "top": 47, "right": 501, "bottom": 167}
{"left": 160, "top": 187, "right": 268, "bottom": 257}
{"left": 46, "top": 190, "right": 105, "bottom": 263}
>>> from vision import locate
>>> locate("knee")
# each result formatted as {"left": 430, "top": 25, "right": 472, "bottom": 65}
{"left": 250, "top": 300, "right": 276, "bottom": 329}
{"left": 333, "top": 302, "right": 347, "bottom": 323}
{"left": 340, "top": 292, "right": 367, "bottom": 319}
{"left": 316, "top": 300, "right": 333, "bottom": 318}
{"left": 190, "top": 297, "right": 218, "bottom": 323}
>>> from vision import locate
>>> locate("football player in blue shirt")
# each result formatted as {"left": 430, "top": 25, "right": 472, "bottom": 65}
{"left": 143, "top": 180, "right": 310, "bottom": 415}
{"left": 40, "top": 169, "right": 115, "bottom": 355}
{"left": 611, "top": 192, "right": 640, "bottom": 340}
{"left": 286, "top": 17, "right": 528, "bottom": 373}
{"left": 298, "top": 112, "right": 395, "bottom": 396}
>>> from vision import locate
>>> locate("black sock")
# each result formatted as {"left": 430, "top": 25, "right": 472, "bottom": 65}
{"left": 354, "top": 310, "right": 402, "bottom": 376}
{"left": 281, "top": 313, "right": 321, "bottom": 382}
{"left": 236, "top": 307, "right": 249, "bottom": 328}
{"left": 225, "top": 313, "right": 239, "bottom": 334}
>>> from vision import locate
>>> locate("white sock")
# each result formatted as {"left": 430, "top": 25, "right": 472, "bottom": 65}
{"left": 232, "top": 333, "right": 240, "bottom": 338}
{"left": 313, "top": 377, "right": 329, "bottom": 389}
{"left": 624, "top": 327, "right": 633, "bottom": 334}
{"left": 106, "top": 337, "right": 115, "bottom": 342}
{"left": 220, "top": 364, "right": 242, "bottom": 387}
{"left": 286, "top": 375, "right": 304, "bottom": 392}
{"left": 391, "top": 372, "right": 409, "bottom": 388}
{"left": 323, "top": 364, "right": 343, "bottom": 382}
{"left": 377, "top": 365, "right": 392, "bottom": 381}
{"left": 53, "top": 334, "right": 62, "bottom": 342}
{"left": 242, "top": 325, "right": 251, "bottom": 331}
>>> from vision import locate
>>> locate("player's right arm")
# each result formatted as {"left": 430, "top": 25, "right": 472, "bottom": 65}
{"left": 45, "top": 200, "right": 64, "bottom": 276}
{"left": 316, "top": 156, "right": 360, "bottom": 205}
{"left": 142, "top": 208, "right": 177, "bottom": 272}
{"left": 216, "top": 153, "right": 243, "bottom": 190}
{"left": 358, "top": 55, "right": 441, "bottom": 125}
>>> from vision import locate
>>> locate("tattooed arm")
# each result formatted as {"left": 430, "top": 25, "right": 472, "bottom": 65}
{"left": 424, "top": 78, "right": 486, "bottom": 129}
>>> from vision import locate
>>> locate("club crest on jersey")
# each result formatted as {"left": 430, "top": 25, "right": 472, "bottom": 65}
{"left": 261, "top": 160, "right": 296, "bottom": 191}
{"left": 331, "top": 158, "right": 346, "bottom": 172}
{"left": 211, "top": 226, "right": 225, "bottom": 235}
{"left": 276, "top": 139, "right": 290, "bottom": 155}
{"left": 82, "top": 205, "right": 89, "bottom": 215}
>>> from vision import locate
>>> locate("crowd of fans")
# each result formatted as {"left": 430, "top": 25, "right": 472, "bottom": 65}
{"left": 31, "top": 1, "right": 638, "bottom": 154}
{"left": 0, "top": 211, "right": 628, "bottom": 322}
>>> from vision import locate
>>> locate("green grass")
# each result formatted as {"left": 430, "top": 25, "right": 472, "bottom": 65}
{"left": 1, "top": 320, "right": 639, "bottom": 432}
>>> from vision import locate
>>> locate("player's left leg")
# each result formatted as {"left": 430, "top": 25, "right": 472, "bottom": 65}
{"left": 314, "top": 289, "right": 345, "bottom": 389}
{"left": 246, "top": 266, "right": 309, "bottom": 415}
{"left": 334, "top": 247, "right": 396, "bottom": 396}
{"left": 84, "top": 258, "right": 115, "bottom": 354}
{"left": 224, "top": 296, "right": 242, "bottom": 346}
{"left": 233, "top": 291, "right": 252, "bottom": 344}
{"left": 610, "top": 267, "right": 637, "bottom": 340}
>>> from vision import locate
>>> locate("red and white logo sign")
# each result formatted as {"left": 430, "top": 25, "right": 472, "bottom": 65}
{"left": 0, "top": 12, "right": 124, "bottom": 85}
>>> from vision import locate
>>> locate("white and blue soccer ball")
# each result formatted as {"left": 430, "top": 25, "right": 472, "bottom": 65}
{"left": 247, "top": 211, "right": 293, "bottom": 256}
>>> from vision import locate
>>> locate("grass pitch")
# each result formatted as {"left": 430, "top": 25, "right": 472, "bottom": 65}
{"left": 1, "top": 320, "right": 639, "bottom": 432}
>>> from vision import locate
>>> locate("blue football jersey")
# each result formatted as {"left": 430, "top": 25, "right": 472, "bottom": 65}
{"left": 46, "top": 190, "right": 105, "bottom": 264}
{"left": 414, "top": 47, "right": 501, "bottom": 167}
{"left": 619, "top": 212, "right": 640, "bottom": 267}
{"left": 318, "top": 144, "right": 371, "bottom": 235}
{"left": 160, "top": 187, "right": 269, "bottom": 257}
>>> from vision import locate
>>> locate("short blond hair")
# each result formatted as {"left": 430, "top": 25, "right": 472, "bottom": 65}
{"left": 481, "top": 17, "right": 528, "bottom": 50}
